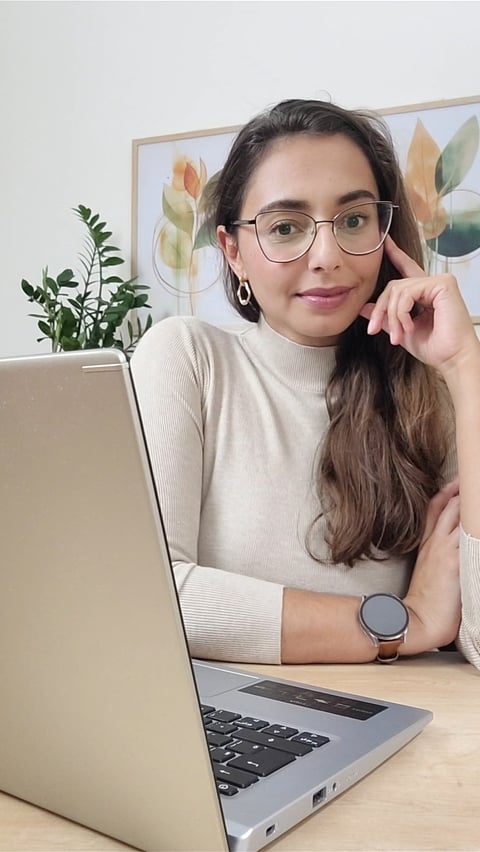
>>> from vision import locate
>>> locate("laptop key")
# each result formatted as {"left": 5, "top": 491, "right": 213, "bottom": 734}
{"left": 238, "top": 729, "right": 312, "bottom": 756}
{"left": 262, "top": 725, "right": 298, "bottom": 738}
{"left": 205, "top": 720, "right": 240, "bottom": 735}
{"left": 229, "top": 740, "right": 264, "bottom": 756}
{"left": 292, "top": 732, "right": 330, "bottom": 748}
{"left": 210, "top": 747, "right": 237, "bottom": 763}
{"left": 200, "top": 704, "right": 215, "bottom": 715}
{"left": 210, "top": 710, "right": 242, "bottom": 723}
{"left": 206, "top": 731, "right": 233, "bottom": 747}
{"left": 235, "top": 717, "right": 268, "bottom": 730}
{"left": 214, "top": 764, "right": 258, "bottom": 788}
{"left": 216, "top": 781, "right": 239, "bottom": 797}
{"left": 228, "top": 749, "right": 295, "bottom": 777}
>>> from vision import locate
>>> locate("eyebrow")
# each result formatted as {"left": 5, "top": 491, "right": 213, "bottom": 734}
{"left": 257, "top": 189, "right": 377, "bottom": 215}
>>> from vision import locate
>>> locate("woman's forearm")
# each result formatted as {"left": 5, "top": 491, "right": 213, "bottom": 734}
{"left": 281, "top": 585, "right": 460, "bottom": 664}
{"left": 281, "top": 588, "right": 376, "bottom": 663}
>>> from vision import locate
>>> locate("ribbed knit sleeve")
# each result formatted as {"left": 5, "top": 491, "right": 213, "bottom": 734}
{"left": 131, "top": 317, "right": 284, "bottom": 663}
{"left": 458, "top": 527, "right": 480, "bottom": 667}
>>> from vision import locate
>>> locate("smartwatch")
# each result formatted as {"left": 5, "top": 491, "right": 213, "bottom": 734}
{"left": 359, "top": 593, "right": 409, "bottom": 663}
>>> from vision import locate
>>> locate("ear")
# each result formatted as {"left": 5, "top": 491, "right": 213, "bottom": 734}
{"left": 217, "top": 226, "right": 247, "bottom": 280}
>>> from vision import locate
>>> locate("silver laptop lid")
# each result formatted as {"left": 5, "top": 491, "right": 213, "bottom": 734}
{"left": 0, "top": 349, "right": 228, "bottom": 851}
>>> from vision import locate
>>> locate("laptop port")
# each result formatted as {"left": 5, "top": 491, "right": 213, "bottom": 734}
{"left": 265, "top": 824, "right": 276, "bottom": 837}
{"left": 312, "top": 787, "right": 326, "bottom": 807}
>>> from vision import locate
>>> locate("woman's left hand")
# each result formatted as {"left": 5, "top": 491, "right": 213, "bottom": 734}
{"left": 360, "top": 236, "right": 479, "bottom": 375}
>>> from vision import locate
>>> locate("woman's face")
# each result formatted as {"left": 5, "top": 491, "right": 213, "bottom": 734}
{"left": 218, "top": 133, "right": 384, "bottom": 346}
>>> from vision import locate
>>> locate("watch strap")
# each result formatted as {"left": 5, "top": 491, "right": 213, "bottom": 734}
{"left": 377, "top": 638, "right": 403, "bottom": 663}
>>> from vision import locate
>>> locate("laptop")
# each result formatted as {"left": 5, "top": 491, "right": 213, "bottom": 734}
{"left": 0, "top": 348, "right": 432, "bottom": 852}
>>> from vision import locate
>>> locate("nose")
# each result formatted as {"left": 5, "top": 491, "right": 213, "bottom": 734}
{"left": 307, "top": 221, "right": 342, "bottom": 271}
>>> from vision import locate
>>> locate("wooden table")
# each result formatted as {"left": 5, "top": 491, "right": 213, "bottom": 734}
{"left": 1, "top": 652, "right": 478, "bottom": 851}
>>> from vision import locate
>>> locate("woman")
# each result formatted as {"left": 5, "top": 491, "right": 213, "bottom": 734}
{"left": 131, "top": 99, "right": 480, "bottom": 668}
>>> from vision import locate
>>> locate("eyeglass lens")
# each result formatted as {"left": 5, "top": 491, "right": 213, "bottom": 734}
{"left": 255, "top": 202, "right": 393, "bottom": 261}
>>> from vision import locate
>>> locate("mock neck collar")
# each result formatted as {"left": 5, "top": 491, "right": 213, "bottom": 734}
{"left": 240, "top": 315, "right": 337, "bottom": 393}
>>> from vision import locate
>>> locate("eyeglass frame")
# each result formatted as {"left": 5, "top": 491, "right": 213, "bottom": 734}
{"left": 229, "top": 201, "right": 399, "bottom": 262}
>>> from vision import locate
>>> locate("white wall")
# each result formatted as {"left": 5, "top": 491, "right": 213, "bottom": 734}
{"left": 1, "top": 0, "right": 479, "bottom": 355}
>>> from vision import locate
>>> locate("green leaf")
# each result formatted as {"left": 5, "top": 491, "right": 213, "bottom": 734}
{"left": 57, "top": 268, "right": 75, "bottom": 285}
{"left": 435, "top": 116, "right": 479, "bottom": 197}
{"left": 60, "top": 336, "right": 81, "bottom": 351}
{"left": 38, "top": 320, "right": 52, "bottom": 336}
{"left": 21, "top": 279, "right": 35, "bottom": 297}
{"left": 198, "top": 171, "right": 221, "bottom": 213}
{"left": 133, "top": 294, "right": 150, "bottom": 308}
{"left": 193, "top": 219, "right": 216, "bottom": 250}
{"left": 104, "top": 275, "right": 124, "bottom": 285}
{"left": 57, "top": 307, "right": 78, "bottom": 340}
{"left": 45, "top": 276, "right": 59, "bottom": 295}
{"left": 102, "top": 257, "right": 124, "bottom": 267}
{"left": 157, "top": 220, "right": 192, "bottom": 270}
{"left": 103, "top": 330, "right": 115, "bottom": 347}
{"left": 162, "top": 185, "right": 194, "bottom": 235}
{"left": 76, "top": 205, "right": 90, "bottom": 217}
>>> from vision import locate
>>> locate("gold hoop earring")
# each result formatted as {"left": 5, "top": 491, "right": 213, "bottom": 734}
{"left": 237, "top": 279, "right": 252, "bottom": 306}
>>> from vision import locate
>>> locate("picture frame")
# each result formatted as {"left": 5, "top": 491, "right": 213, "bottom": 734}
{"left": 132, "top": 125, "right": 242, "bottom": 328}
{"left": 379, "top": 95, "right": 480, "bottom": 322}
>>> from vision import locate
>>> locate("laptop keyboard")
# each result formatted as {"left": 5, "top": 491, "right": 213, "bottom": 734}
{"left": 201, "top": 704, "right": 330, "bottom": 797}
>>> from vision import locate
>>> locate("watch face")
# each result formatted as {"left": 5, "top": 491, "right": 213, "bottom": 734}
{"left": 360, "top": 594, "right": 409, "bottom": 639}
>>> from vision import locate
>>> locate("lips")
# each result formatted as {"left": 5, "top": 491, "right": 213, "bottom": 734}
{"left": 296, "top": 287, "right": 353, "bottom": 310}
{"left": 298, "top": 287, "right": 351, "bottom": 298}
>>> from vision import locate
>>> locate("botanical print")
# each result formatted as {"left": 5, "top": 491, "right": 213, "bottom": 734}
{"left": 133, "top": 128, "right": 240, "bottom": 327}
{"left": 382, "top": 98, "right": 480, "bottom": 319}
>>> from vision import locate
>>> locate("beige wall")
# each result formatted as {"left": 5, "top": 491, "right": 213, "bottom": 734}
{"left": 1, "top": 0, "right": 479, "bottom": 355}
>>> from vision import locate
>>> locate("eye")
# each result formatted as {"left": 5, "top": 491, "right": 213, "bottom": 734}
{"left": 336, "top": 207, "right": 371, "bottom": 232}
{"left": 275, "top": 221, "right": 296, "bottom": 236}
{"left": 263, "top": 215, "right": 308, "bottom": 240}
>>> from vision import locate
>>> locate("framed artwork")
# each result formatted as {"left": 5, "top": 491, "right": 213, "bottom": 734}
{"left": 132, "top": 125, "right": 242, "bottom": 327}
{"left": 380, "top": 95, "right": 480, "bottom": 321}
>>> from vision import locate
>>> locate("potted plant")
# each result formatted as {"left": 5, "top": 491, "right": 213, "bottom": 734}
{"left": 21, "top": 205, "right": 152, "bottom": 354}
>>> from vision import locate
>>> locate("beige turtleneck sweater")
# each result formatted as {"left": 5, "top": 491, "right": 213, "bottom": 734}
{"left": 131, "top": 315, "right": 480, "bottom": 668}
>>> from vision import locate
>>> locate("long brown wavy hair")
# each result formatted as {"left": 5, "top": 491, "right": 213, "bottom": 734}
{"left": 213, "top": 99, "right": 452, "bottom": 565}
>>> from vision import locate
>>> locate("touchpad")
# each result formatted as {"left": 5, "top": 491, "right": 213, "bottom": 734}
{"left": 193, "top": 662, "right": 258, "bottom": 697}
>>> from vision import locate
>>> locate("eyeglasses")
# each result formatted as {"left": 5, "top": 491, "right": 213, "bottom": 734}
{"left": 230, "top": 201, "right": 398, "bottom": 262}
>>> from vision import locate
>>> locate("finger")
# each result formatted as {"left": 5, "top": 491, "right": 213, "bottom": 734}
{"left": 442, "top": 477, "right": 460, "bottom": 498}
{"left": 384, "top": 285, "right": 416, "bottom": 345}
{"left": 431, "top": 494, "right": 461, "bottom": 538}
{"left": 384, "top": 236, "right": 426, "bottom": 279}
{"left": 360, "top": 302, "right": 395, "bottom": 339}
{"left": 421, "top": 480, "right": 460, "bottom": 542}
{"left": 448, "top": 526, "right": 460, "bottom": 551}
{"left": 363, "top": 280, "right": 416, "bottom": 342}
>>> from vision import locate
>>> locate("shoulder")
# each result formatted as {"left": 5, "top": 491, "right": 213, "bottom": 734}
{"left": 131, "top": 315, "right": 251, "bottom": 382}
{"left": 133, "top": 315, "right": 247, "bottom": 359}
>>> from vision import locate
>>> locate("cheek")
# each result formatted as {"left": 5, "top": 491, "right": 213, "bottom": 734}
{"left": 358, "top": 253, "right": 383, "bottom": 293}
{"left": 239, "top": 243, "right": 279, "bottom": 286}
